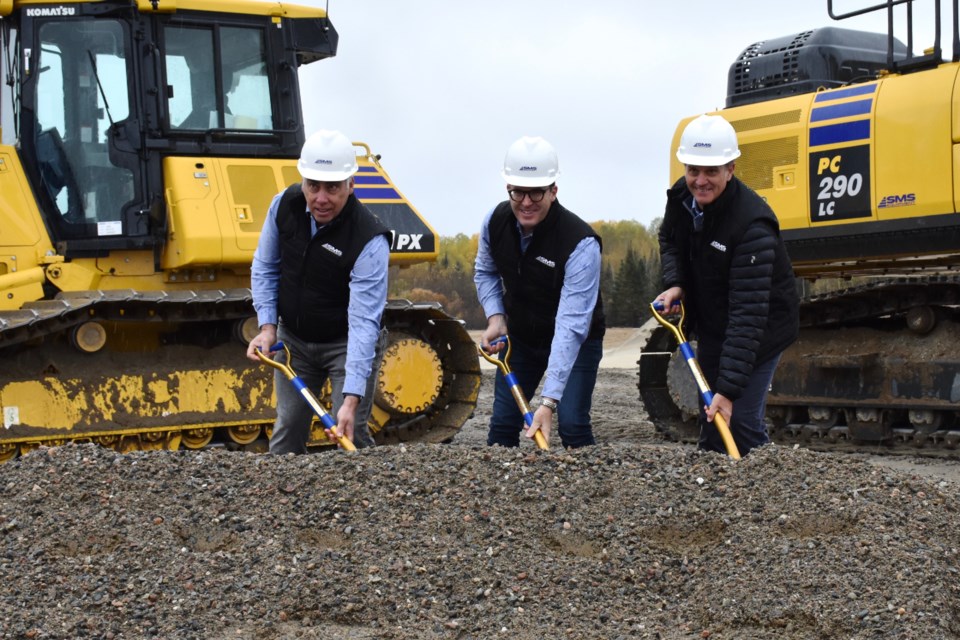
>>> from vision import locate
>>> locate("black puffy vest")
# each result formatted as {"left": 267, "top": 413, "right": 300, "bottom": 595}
{"left": 276, "top": 185, "right": 389, "bottom": 342}
{"left": 488, "top": 200, "right": 605, "bottom": 349}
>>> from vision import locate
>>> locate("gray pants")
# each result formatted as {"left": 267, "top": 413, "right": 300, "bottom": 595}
{"left": 269, "top": 323, "right": 386, "bottom": 454}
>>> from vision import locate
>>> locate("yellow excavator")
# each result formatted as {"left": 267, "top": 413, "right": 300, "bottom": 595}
{"left": 0, "top": 0, "right": 480, "bottom": 461}
{"left": 640, "top": 0, "right": 960, "bottom": 454}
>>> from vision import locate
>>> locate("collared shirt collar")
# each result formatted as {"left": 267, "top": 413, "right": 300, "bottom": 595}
{"left": 688, "top": 196, "right": 704, "bottom": 233}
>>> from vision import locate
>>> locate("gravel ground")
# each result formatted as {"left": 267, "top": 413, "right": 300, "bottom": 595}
{"left": 2, "top": 368, "right": 960, "bottom": 639}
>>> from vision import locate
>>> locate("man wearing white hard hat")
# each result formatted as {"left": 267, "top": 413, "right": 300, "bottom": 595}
{"left": 474, "top": 136, "right": 605, "bottom": 449}
{"left": 655, "top": 114, "right": 799, "bottom": 455}
{"left": 247, "top": 129, "right": 389, "bottom": 453}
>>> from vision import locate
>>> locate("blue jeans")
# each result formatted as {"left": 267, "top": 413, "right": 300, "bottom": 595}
{"left": 488, "top": 337, "right": 602, "bottom": 449}
{"left": 697, "top": 352, "right": 781, "bottom": 456}
{"left": 270, "top": 323, "right": 385, "bottom": 454}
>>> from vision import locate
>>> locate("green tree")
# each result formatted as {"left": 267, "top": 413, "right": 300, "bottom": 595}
{"left": 610, "top": 246, "right": 646, "bottom": 327}
{"left": 600, "top": 261, "right": 616, "bottom": 319}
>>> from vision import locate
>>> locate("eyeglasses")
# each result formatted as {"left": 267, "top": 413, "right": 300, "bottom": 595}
{"left": 508, "top": 188, "right": 549, "bottom": 203}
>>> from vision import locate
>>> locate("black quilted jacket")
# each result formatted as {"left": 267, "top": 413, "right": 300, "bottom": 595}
{"left": 659, "top": 176, "right": 799, "bottom": 400}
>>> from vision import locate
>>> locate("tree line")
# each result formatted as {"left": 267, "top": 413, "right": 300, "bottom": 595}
{"left": 388, "top": 219, "right": 664, "bottom": 329}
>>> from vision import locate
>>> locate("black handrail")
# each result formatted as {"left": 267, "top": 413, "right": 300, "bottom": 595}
{"left": 827, "top": 0, "right": 954, "bottom": 67}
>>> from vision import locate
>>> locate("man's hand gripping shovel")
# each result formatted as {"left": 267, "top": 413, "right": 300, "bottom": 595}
{"left": 477, "top": 336, "right": 549, "bottom": 450}
{"left": 650, "top": 301, "right": 741, "bottom": 460}
{"left": 255, "top": 342, "right": 357, "bottom": 451}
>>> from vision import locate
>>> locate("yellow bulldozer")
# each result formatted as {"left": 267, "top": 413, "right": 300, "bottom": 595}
{"left": 0, "top": 0, "right": 480, "bottom": 461}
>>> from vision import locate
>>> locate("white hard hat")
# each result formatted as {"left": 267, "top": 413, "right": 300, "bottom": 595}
{"left": 297, "top": 129, "right": 359, "bottom": 181}
{"left": 675, "top": 114, "right": 741, "bottom": 166}
{"left": 501, "top": 136, "right": 560, "bottom": 187}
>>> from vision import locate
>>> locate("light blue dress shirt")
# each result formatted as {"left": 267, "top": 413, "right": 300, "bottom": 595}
{"left": 474, "top": 207, "right": 601, "bottom": 400}
{"left": 251, "top": 191, "right": 389, "bottom": 396}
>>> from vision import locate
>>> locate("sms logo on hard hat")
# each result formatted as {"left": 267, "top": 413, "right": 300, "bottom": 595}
{"left": 519, "top": 165, "right": 538, "bottom": 171}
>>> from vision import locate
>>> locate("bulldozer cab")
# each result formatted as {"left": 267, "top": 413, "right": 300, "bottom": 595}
{"left": 28, "top": 18, "right": 137, "bottom": 238}
{"left": 6, "top": 0, "right": 334, "bottom": 258}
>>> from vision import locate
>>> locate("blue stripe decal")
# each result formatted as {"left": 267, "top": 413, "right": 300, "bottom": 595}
{"left": 354, "top": 175, "right": 389, "bottom": 185}
{"left": 814, "top": 84, "right": 877, "bottom": 102}
{"left": 811, "top": 99, "right": 873, "bottom": 122}
{"left": 318, "top": 411, "right": 336, "bottom": 429}
{"left": 357, "top": 166, "right": 378, "bottom": 173}
{"left": 809, "top": 119, "right": 870, "bottom": 147}
{"left": 355, "top": 187, "right": 402, "bottom": 200}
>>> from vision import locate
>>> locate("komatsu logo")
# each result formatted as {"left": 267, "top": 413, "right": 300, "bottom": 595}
{"left": 878, "top": 193, "right": 916, "bottom": 208}
{"left": 26, "top": 6, "right": 76, "bottom": 16}
{"left": 535, "top": 256, "right": 556, "bottom": 268}
{"left": 321, "top": 243, "right": 342, "bottom": 257}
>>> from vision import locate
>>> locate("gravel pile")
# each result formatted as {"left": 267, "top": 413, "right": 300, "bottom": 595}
{"left": 2, "top": 370, "right": 960, "bottom": 639}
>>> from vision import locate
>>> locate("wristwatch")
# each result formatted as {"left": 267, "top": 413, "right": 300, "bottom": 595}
{"left": 540, "top": 397, "right": 559, "bottom": 411}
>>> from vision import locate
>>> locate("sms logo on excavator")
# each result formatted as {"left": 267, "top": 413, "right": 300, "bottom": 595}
{"left": 878, "top": 193, "right": 916, "bottom": 208}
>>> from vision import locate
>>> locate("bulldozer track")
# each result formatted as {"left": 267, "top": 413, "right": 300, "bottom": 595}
{"left": 0, "top": 292, "right": 480, "bottom": 459}
{"left": 0, "top": 288, "right": 256, "bottom": 351}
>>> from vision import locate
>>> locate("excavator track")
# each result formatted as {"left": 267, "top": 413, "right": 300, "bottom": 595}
{"left": 638, "top": 276, "right": 960, "bottom": 456}
{"left": 0, "top": 292, "right": 480, "bottom": 461}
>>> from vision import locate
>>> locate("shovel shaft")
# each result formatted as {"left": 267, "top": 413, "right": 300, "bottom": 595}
{"left": 505, "top": 372, "right": 549, "bottom": 450}
{"left": 677, "top": 342, "right": 740, "bottom": 460}
{"left": 289, "top": 376, "right": 357, "bottom": 452}
{"left": 257, "top": 343, "right": 356, "bottom": 452}
{"left": 651, "top": 302, "right": 742, "bottom": 460}
{"left": 478, "top": 338, "right": 549, "bottom": 450}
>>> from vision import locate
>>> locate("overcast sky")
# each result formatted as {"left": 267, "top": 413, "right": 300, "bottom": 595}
{"left": 297, "top": 1, "right": 934, "bottom": 237}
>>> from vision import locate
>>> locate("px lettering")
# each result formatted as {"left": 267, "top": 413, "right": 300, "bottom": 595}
{"left": 390, "top": 232, "right": 423, "bottom": 251}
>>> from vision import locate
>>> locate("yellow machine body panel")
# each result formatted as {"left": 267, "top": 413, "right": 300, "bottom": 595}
{"left": 1, "top": 344, "right": 274, "bottom": 435}
{"left": 0, "top": 145, "right": 57, "bottom": 309}
{"left": 161, "top": 156, "right": 288, "bottom": 269}
{"left": 670, "top": 63, "right": 960, "bottom": 276}
{"left": 670, "top": 93, "right": 818, "bottom": 235}
{"left": 162, "top": 148, "right": 438, "bottom": 271}
{"left": 872, "top": 65, "right": 957, "bottom": 224}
